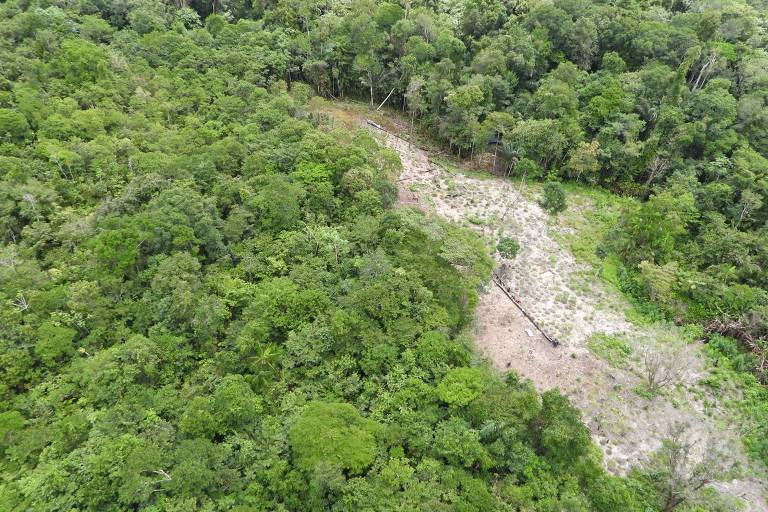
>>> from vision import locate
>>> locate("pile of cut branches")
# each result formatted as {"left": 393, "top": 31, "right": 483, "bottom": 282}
{"left": 704, "top": 318, "right": 768, "bottom": 383}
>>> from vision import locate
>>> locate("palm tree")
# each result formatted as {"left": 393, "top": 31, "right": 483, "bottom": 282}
{"left": 500, "top": 142, "right": 518, "bottom": 177}
{"left": 249, "top": 343, "right": 283, "bottom": 389}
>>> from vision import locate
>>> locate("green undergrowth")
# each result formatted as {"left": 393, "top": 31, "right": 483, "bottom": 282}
{"left": 587, "top": 333, "right": 633, "bottom": 368}
{"left": 552, "top": 186, "right": 668, "bottom": 327}
{"left": 551, "top": 184, "right": 768, "bottom": 473}
{"left": 557, "top": 184, "right": 630, "bottom": 269}
{"left": 700, "top": 335, "right": 768, "bottom": 470}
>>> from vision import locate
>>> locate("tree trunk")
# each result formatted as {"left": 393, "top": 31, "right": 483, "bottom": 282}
{"left": 663, "top": 494, "right": 684, "bottom": 512}
{"left": 736, "top": 205, "right": 749, "bottom": 229}
{"left": 377, "top": 87, "right": 396, "bottom": 111}
{"left": 409, "top": 112, "right": 415, "bottom": 149}
{"left": 369, "top": 74, "right": 374, "bottom": 106}
{"left": 642, "top": 155, "right": 667, "bottom": 200}
{"left": 691, "top": 54, "right": 716, "bottom": 92}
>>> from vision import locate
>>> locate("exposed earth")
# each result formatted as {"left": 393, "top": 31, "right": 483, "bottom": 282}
{"left": 358, "top": 112, "right": 768, "bottom": 510}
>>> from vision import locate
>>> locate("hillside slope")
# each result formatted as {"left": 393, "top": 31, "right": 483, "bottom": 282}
{"left": 360, "top": 108, "right": 768, "bottom": 510}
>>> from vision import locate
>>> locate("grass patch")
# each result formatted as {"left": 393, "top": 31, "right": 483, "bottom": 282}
{"left": 430, "top": 155, "right": 460, "bottom": 175}
{"left": 557, "top": 185, "right": 630, "bottom": 269}
{"left": 467, "top": 214, "right": 484, "bottom": 225}
{"left": 633, "top": 384, "right": 656, "bottom": 399}
{"left": 600, "top": 254, "right": 622, "bottom": 287}
{"left": 586, "top": 333, "right": 632, "bottom": 368}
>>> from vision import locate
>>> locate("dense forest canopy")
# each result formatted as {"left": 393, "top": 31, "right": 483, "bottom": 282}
{"left": 0, "top": 0, "right": 766, "bottom": 510}
{"left": 6, "top": 0, "right": 762, "bottom": 326}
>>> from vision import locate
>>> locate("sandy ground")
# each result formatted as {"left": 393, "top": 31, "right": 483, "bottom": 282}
{"left": 364, "top": 121, "right": 768, "bottom": 510}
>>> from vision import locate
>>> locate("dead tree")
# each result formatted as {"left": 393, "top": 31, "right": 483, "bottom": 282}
{"left": 689, "top": 51, "right": 720, "bottom": 92}
{"left": 641, "top": 344, "right": 687, "bottom": 394}
{"left": 644, "top": 422, "right": 731, "bottom": 512}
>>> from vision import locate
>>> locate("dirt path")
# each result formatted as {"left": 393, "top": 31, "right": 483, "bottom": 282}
{"left": 367, "top": 123, "right": 767, "bottom": 510}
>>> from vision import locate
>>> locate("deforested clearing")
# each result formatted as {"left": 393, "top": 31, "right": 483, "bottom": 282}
{"left": 363, "top": 112, "right": 767, "bottom": 509}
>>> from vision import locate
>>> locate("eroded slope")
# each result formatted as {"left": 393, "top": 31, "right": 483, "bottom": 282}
{"left": 366, "top": 121, "right": 767, "bottom": 510}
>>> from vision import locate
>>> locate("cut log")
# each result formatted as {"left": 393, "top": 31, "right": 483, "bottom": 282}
{"left": 491, "top": 273, "right": 559, "bottom": 347}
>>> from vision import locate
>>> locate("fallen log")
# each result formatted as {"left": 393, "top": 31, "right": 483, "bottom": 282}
{"left": 491, "top": 273, "right": 559, "bottom": 347}
{"left": 366, "top": 119, "right": 385, "bottom": 131}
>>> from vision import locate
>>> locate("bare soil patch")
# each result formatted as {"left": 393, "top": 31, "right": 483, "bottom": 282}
{"left": 361, "top": 116, "right": 767, "bottom": 509}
